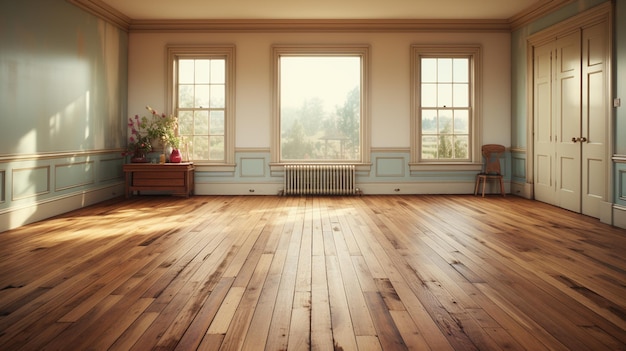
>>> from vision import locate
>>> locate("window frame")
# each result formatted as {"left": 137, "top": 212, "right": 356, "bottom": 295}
{"left": 410, "top": 45, "right": 482, "bottom": 171}
{"left": 167, "top": 45, "right": 236, "bottom": 172}
{"left": 270, "top": 44, "right": 371, "bottom": 169}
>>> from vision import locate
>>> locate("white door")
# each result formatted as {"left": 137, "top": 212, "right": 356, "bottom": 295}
{"left": 554, "top": 30, "right": 582, "bottom": 213}
{"left": 581, "top": 22, "right": 608, "bottom": 218}
{"left": 533, "top": 42, "right": 556, "bottom": 205}
{"left": 531, "top": 12, "right": 609, "bottom": 219}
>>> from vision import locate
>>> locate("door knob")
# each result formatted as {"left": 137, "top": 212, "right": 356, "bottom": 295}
{"left": 580, "top": 137, "right": 587, "bottom": 142}
{"left": 572, "top": 137, "right": 578, "bottom": 143}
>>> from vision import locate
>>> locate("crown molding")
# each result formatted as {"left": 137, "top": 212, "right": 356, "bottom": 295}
{"left": 67, "top": 0, "right": 576, "bottom": 33}
{"left": 128, "top": 18, "right": 511, "bottom": 33}
{"left": 66, "top": 0, "right": 131, "bottom": 31}
{"left": 508, "top": 0, "right": 574, "bottom": 31}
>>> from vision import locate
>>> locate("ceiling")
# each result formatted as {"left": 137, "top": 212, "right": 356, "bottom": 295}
{"left": 97, "top": 0, "right": 543, "bottom": 21}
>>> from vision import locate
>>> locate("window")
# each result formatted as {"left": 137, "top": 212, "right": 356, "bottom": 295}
{"left": 410, "top": 45, "right": 482, "bottom": 168}
{"left": 271, "top": 45, "right": 370, "bottom": 165}
{"left": 167, "top": 45, "right": 235, "bottom": 168}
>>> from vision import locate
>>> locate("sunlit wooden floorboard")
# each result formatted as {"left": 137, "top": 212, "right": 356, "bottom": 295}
{"left": 0, "top": 195, "right": 624, "bottom": 350}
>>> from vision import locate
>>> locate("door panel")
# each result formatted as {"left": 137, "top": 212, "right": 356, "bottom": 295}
{"left": 581, "top": 22, "right": 608, "bottom": 217}
{"left": 533, "top": 42, "right": 555, "bottom": 204}
{"left": 554, "top": 31, "right": 581, "bottom": 212}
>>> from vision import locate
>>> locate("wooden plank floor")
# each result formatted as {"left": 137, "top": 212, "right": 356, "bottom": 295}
{"left": 0, "top": 195, "right": 625, "bottom": 350}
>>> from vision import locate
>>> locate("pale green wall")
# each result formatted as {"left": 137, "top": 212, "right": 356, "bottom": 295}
{"left": 0, "top": 0, "right": 128, "bottom": 232}
{"left": 0, "top": 0, "right": 128, "bottom": 154}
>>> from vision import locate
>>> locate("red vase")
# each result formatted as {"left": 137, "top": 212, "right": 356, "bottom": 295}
{"left": 170, "top": 148, "right": 182, "bottom": 163}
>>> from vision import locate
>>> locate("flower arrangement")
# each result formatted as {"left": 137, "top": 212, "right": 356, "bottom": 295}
{"left": 145, "top": 106, "right": 180, "bottom": 149}
{"left": 123, "top": 113, "right": 153, "bottom": 161}
{"left": 123, "top": 106, "right": 180, "bottom": 162}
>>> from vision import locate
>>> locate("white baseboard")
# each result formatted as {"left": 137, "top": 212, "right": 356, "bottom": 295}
{"left": 0, "top": 183, "right": 125, "bottom": 233}
{"left": 194, "top": 181, "right": 509, "bottom": 196}
{"left": 195, "top": 182, "right": 283, "bottom": 195}
{"left": 510, "top": 181, "right": 532, "bottom": 199}
{"left": 612, "top": 205, "right": 626, "bottom": 230}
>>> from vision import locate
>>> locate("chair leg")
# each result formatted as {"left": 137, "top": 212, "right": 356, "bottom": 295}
{"left": 482, "top": 177, "right": 486, "bottom": 197}
{"left": 499, "top": 178, "right": 505, "bottom": 197}
{"left": 474, "top": 176, "right": 480, "bottom": 196}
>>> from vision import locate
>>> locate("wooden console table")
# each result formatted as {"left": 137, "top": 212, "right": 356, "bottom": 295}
{"left": 123, "top": 163, "right": 194, "bottom": 198}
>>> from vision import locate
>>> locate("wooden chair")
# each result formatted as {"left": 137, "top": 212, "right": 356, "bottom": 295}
{"left": 474, "top": 144, "right": 505, "bottom": 197}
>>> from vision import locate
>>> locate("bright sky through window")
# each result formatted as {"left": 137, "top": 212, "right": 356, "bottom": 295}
{"left": 280, "top": 56, "right": 360, "bottom": 110}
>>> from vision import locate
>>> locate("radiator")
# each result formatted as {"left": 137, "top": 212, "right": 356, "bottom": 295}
{"left": 283, "top": 164, "right": 356, "bottom": 195}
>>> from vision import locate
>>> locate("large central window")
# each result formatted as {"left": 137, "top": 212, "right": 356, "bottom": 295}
{"left": 271, "top": 45, "right": 370, "bottom": 165}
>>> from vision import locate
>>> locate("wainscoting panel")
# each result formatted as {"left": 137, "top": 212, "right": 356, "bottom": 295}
{"left": 617, "top": 161, "right": 626, "bottom": 204}
{"left": 12, "top": 165, "right": 50, "bottom": 200}
{"left": 0, "top": 152, "right": 125, "bottom": 232}
{"left": 55, "top": 161, "right": 95, "bottom": 191}
{"left": 240, "top": 157, "right": 266, "bottom": 177}
{"left": 0, "top": 170, "right": 5, "bottom": 203}
{"left": 375, "top": 157, "right": 405, "bottom": 177}
{"left": 99, "top": 157, "right": 124, "bottom": 182}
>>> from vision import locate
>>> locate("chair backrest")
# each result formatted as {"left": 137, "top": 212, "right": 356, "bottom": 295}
{"left": 482, "top": 144, "right": 505, "bottom": 175}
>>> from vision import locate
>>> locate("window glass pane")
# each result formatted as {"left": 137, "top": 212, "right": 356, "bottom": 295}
{"left": 421, "top": 110, "right": 437, "bottom": 134}
{"left": 210, "top": 136, "right": 225, "bottom": 160}
{"left": 421, "top": 84, "right": 437, "bottom": 107}
{"left": 192, "top": 136, "right": 209, "bottom": 159}
{"left": 179, "top": 85, "right": 194, "bottom": 108}
{"left": 280, "top": 56, "right": 361, "bottom": 161}
{"left": 438, "top": 84, "right": 452, "bottom": 107}
{"left": 438, "top": 111, "right": 453, "bottom": 134}
{"left": 210, "top": 110, "right": 225, "bottom": 134}
{"left": 178, "top": 110, "right": 194, "bottom": 135}
{"left": 437, "top": 58, "right": 452, "bottom": 82}
{"left": 195, "top": 60, "right": 210, "bottom": 84}
{"left": 454, "top": 110, "right": 469, "bottom": 134}
{"left": 211, "top": 60, "right": 225, "bottom": 84}
{"left": 453, "top": 84, "right": 469, "bottom": 107}
{"left": 210, "top": 85, "right": 225, "bottom": 108}
{"left": 194, "top": 110, "right": 209, "bottom": 135}
{"left": 195, "top": 85, "right": 210, "bottom": 108}
{"left": 453, "top": 58, "right": 469, "bottom": 83}
{"left": 422, "top": 136, "right": 438, "bottom": 159}
{"left": 179, "top": 60, "right": 194, "bottom": 84}
{"left": 437, "top": 135, "right": 454, "bottom": 158}
{"left": 454, "top": 135, "right": 469, "bottom": 159}
{"left": 421, "top": 58, "right": 437, "bottom": 82}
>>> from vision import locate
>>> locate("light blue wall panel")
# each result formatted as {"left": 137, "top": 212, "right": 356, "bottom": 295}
{"left": 511, "top": 151, "right": 526, "bottom": 182}
{"left": 375, "top": 157, "right": 405, "bottom": 177}
{"left": 55, "top": 161, "right": 95, "bottom": 191}
{"left": 0, "top": 170, "right": 5, "bottom": 202}
{"left": 616, "top": 162, "right": 626, "bottom": 206}
{"left": 240, "top": 157, "right": 266, "bottom": 177}
{"left": 13, "top": 166, "right": 50, "bottom": 200}
{"left": 99, "top": 158, "right": 125, "bottom": 182}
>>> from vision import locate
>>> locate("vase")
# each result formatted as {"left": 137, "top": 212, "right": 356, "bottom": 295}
{"left": 131, "top": 150, "right": 148, "bottom": 163}
{"left": 170, "top": 148, "right": 182, "bottom": 163}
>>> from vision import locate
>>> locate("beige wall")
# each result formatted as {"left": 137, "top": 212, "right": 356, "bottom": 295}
{"left": 128, "top": 31, "right": 511, "bottom": 149}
